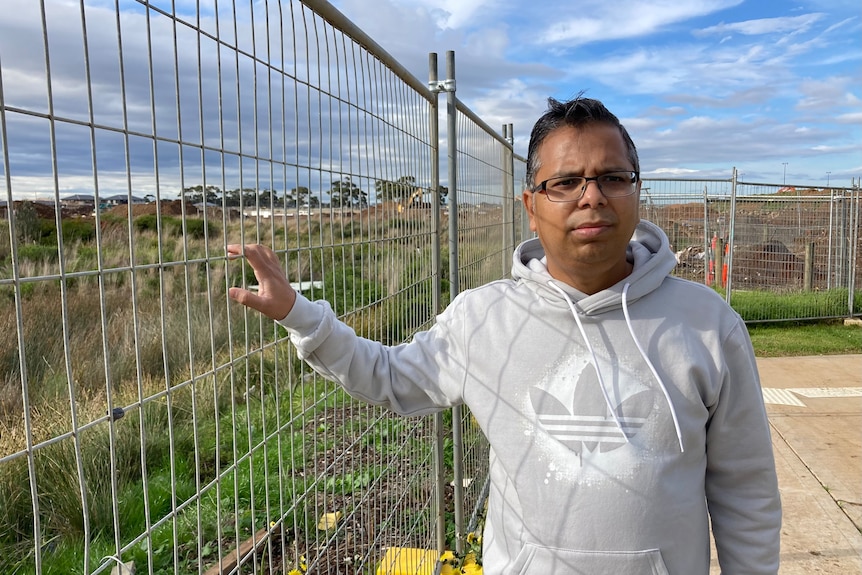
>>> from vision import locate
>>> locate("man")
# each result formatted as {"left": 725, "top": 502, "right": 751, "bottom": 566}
{"left": 228, "top": 96, "right": 781, "bottom": 574}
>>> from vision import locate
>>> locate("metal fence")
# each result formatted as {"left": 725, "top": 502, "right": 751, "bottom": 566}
{"left": 1, "top": 1, "right": 860, "bottom": 575}
{"left": 642, "top": 176, "right": 861, "bottom": 322}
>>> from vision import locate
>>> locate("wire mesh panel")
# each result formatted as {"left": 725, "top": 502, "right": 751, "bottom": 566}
{"left": 728, "top": 183, "right": 861, "bottom": 322}
{"left": 452, "top": 107, "right": 513, "bottom": 292}
{"left": 445, "top": 102, "right": 525, "bottom": 549}
{"left": 640, "top": 178, "right": 734, "bottom": 285}
{"left": 0, "top": 1, "right": 451, "bottom": 573}
{"left": 641, "top": 178, "right": 861, "bottom": 322}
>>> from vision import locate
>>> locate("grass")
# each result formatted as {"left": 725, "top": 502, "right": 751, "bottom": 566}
{"left": 730, "top": 288, "right": 862, "bottom": 323}
{"left": 747, "top": 320, "right": 862, "bottom": 357}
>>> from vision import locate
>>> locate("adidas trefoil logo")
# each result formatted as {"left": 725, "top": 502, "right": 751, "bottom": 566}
{"left": 530, "top": 361, "right": 653, "bottom": 455}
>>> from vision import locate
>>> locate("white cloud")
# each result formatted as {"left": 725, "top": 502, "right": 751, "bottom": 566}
{"left": 694, "top": 13, "right": 824, "bottom": 36}
{"left": 795, "top": 76, "right": 859, "bottom": 110}
{"left": 427, "top": 0, "right": 495, "bottom": 29}
{"left": 835, "top": 112, "right": 862, "bottom": 124}
{"left": 646, "top": 167, "right": 699, "bottom": 175}
{"left": 540, "top": 0, "right": 742, "bottom": 45}
{"left": 572, "top": 42, "right": 792, "bottom": 97}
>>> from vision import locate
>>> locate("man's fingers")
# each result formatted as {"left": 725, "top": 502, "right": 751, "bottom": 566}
{"left": 228, "top": 286, "right": 243, "bottom": 302}
{"left": 227, "top": 243, "right": 281, "bottom": 269}
{"left": 228, "top": 286, "right": 259, "bottom": 308}
{"left": 226, "top": 244, "right": 244, "bottom": 259}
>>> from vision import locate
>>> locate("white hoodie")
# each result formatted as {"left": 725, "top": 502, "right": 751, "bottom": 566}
{"left": 279, "top": 220, "right": 781, "bottom": 575}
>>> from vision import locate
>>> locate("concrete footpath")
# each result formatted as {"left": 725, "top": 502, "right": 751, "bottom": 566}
{"left": 710, "top": 354, "right": 862, "bottom": 574}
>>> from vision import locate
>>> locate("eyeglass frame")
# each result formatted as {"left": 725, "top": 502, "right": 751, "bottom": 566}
{"left": 530, "top": 171, "right": 640, "bottom": 202}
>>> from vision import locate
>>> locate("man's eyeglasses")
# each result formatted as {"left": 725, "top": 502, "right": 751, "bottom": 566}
{"left": 531, "top": 171, "right": 639, "bottom": 203}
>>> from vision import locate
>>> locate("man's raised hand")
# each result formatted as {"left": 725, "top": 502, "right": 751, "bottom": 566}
{"left": 227, "top": 244, "right": 297, "bottom": 321}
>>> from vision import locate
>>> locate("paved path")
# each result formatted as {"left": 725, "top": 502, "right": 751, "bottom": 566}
{"left": 710, "top": 354, "right": 862, "bottom": 574}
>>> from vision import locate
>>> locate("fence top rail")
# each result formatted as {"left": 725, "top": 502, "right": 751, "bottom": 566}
{"left": 738, "top": 180, "right": 858, "bottom": 192}
{"left": 642, "top": 177, "right": 733, "bottom": 184}
{"left": 455, "top": 97, "right": 515, "bottom": 151}
{"left": 733, "top": 194, "right": 857, "bottom": 202}
{"left": 700, "top": 194, "right": 856, "bottom": 202}
{"left": 300, "top": 0, "right": 435, "bottom": 102}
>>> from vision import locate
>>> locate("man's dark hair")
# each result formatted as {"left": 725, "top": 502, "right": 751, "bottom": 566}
{"left": 526, "top": 95, "right": 640, "bottom": 188}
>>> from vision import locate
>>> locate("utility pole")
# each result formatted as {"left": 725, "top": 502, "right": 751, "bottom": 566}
{"left": 827, "top": 171, "right": 831, "bottom": 188}
{"left": 782, "top": 162, "right": 788, "bottom": 185}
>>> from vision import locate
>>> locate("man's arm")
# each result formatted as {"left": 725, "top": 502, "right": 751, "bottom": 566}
{"left": 226, "top": 243, "right": 463, "bottom": 415}
{"left": 706, "top": 320, "right": 782, "bottom": 574}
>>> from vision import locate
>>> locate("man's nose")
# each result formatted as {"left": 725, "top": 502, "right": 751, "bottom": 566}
{"left": 577, "top": 179, "right": 607, "bottom": 206}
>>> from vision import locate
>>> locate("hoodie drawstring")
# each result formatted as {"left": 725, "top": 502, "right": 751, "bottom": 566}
{"left": 622, "top": 283, "right": 685, "bottom": 453}
{"left": 548, "top": 282, "right": 629, "bottom": 444}
{"left": 548, "top": 281, "right": 685, "bottom": 453}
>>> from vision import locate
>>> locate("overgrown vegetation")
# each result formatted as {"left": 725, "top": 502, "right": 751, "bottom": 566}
{"left": 0, "top": 207, "right": 446, "bottom": 574}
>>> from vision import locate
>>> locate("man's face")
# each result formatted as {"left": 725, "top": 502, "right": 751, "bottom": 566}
{"left": 523, "top": 123, "right": 641, "bottom": 294}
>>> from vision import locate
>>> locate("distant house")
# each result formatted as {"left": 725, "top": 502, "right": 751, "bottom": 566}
{"left": 64, "top": 194, "right": 96, "bottom": 205}
{"left": 102, "top": 194, "right": 147, "bottom": 207}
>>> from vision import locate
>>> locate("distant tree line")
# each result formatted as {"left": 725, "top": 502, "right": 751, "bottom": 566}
{"left": 181, "top": 176, "right": 448, "bottom": 208}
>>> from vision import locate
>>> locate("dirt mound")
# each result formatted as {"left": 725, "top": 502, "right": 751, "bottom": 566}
{"left": 104, "top": 200, "right": 198, "bottom": 218}
{"left": 2, "top": 200, "right": 99, "bottom": 220}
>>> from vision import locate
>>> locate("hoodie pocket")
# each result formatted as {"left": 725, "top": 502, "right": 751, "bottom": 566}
{"left": 508, "top": 543, "right": 670, "bottom": 575}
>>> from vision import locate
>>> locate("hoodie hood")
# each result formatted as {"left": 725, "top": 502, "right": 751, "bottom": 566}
{"left": 512, "top": 220, "right": 678, "bottom": 315}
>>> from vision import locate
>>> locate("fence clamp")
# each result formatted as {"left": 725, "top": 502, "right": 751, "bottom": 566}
{"left": 429, "top": 79, "right": 456, "bottom": 93}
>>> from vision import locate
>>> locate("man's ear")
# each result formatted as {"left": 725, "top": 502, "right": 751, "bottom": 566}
{"left": 523, "top": 190, "right": 537, "bottom": 231}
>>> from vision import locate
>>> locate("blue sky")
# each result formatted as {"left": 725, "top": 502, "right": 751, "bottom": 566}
{"left": 0, "top": 0, "right": 858, "bottom": 199}
{"left": 332, "top": 0, "right": 861, "bottom": 187}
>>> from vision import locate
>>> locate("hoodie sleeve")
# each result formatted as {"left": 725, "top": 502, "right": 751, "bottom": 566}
{"left": 276, "top": 293, "right": 466, "bottom": 416}
{"left": 705, "top": 318, "right": 782, "bottom": 574}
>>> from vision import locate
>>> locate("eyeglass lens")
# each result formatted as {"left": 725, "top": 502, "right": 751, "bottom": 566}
{"left": 542, "top": 172, "right": 636, "bottom": 201}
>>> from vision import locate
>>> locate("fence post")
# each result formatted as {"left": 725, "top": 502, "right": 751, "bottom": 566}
{"left": 428, "top": 52, "right": 447, "bottom": 556}
{"left": 837, "top": 192, "right": 850, "bottom": 287}
{"left": 827, "top": 189, "right": 835, "bottom": 290}
{"left": 444, "top": 50, "right": 466, "bottom": 556}
{"left": 703, "top": 187, "right": 710, "bottom": 285}
{"left": 849, "top": 189, "right": 859, "bottom": 316}
{"left": 502, "top": 124, "right": 515, "bottom": 275}
{"left": 725, "top": 168, "right": 738, "bottom": 303}
{"left": 804, "top": 242, "right": 815, "bottom": 291}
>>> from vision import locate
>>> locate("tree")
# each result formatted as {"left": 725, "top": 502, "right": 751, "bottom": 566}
{"left": 182, "top": 185, "right": 222, "bottom": 205}
{"left": 329, "top": 178, "right": 367, "bottom": 208}
{"left": 374, "top": 176, "right": 448, "bottom": 206}
{"left": 375, "top": 175, "right": 418, "bottom": 203}
{"left": 287, "top": 186, "right": 312, "bottom": 207}
{"left": 14, "top": 201, "right": 41, "bottom": 244}
{"left": 240, "top": 188, "right": 258, "bottom": 206}
{"left": 223, "top": 188, "right": 240, "bottom": 207}
{"left": 257, "top": 189, "right": 279, "bottom": 206}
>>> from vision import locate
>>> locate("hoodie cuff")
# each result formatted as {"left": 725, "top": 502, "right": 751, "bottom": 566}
{"left": 276, "top": 292, "right": 323, "bottom": 332}
{"left": 276, "top": 293, "right": 335, "bottom": 358}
